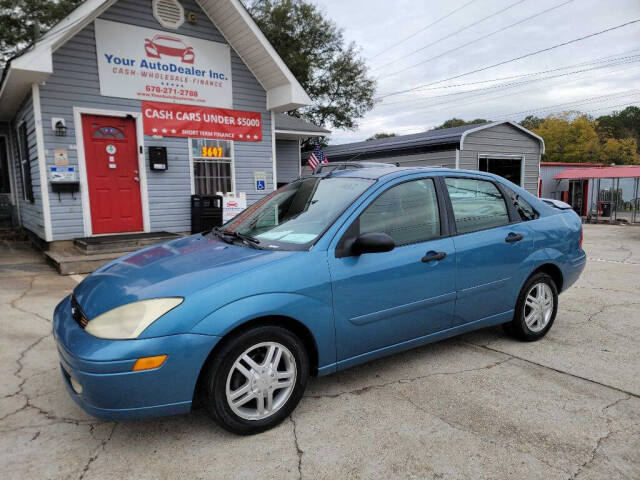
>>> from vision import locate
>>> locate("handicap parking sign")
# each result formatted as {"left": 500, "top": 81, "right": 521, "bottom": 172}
{"left": 254, "top": 171, "right": 267, "bottom": 192}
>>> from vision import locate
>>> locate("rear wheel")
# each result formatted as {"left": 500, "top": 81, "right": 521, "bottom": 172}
{"left": 504, "top": 272, "right": 558, "bottom": 341}
{"left": 203, "top": 326, "right": 309, "bottom": 435}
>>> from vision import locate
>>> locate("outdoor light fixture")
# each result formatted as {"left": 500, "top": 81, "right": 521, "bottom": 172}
{"left": 52, "top": 117, "right": 67, "bottom": 137}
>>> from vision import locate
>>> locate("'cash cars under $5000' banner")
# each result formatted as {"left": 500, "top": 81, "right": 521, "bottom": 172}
{"left": 95, "top": 19, "right": 233, "bottom": 107}
{"left": 142, "top": 101, "right": 262, "bottom": 142}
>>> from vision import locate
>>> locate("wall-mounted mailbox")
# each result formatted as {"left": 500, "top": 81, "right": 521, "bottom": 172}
{"left": 149, "top": 146, "right": 168, "bottom": 171}
{"left": 49, "top": 166, "right": 80, "bottom": 199}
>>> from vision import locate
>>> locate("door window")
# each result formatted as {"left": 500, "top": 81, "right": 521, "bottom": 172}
{"left": 445, "top": 177, "right": 509, "bottom": 234}
{"left": 359, "top": 178, "right": 440, "bottom": 246}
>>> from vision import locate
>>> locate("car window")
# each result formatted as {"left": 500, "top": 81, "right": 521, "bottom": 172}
{"left": 359, "top": 178, "right": 440, "bottom": 246}
{"left": 445, "top": 178, "right": 510, "bottom": 234}
{"left": 504, "top": 187, "right": 539, "bottom": 221}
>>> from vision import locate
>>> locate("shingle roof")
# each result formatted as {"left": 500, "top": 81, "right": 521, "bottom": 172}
{"left": 274, "top": 114, "right": 331, "bottom": 135}
{"left": 325, "top": 123, "right": 489, "bottom": 157}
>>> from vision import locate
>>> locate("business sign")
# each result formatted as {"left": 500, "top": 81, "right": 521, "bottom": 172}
{"left": 94, "top": 19, "right": 232, "bottom": 107}
{"left": 142, "top": 101, "right": 262, "bottom": 141}
{"left": 222, "top": 192, "right": 247, "bottom": 223}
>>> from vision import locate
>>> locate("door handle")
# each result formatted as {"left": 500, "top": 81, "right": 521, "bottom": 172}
{"left": 421, "top": 251, "right": 446, "bottom": 263}
{"left": 505, "top": 232, "right": 523, "bottom": 243}
{"left": 133, "top": 177, "right": 140, "bottom": 182}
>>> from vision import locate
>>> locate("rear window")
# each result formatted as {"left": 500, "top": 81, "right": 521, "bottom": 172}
{"left": 504, "top": 187, "right": 539, "bottom": 221}
{"left": 445, "top": 178, "right": 510, "bottom": 234}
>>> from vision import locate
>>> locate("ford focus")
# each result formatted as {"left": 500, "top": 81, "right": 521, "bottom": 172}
{"left": 53, "top": 167, "right": 586, "bottom": 434}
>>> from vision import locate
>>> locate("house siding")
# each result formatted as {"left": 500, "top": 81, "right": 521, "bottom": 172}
{"left": 8, "top": 94, "right": 46, "bottom": 238}
{"left": 275, "top": 139, "right": 300, "bottom": 184}
{"left": 460, "top": 123, "right": 541, "bottom": 195}
{"left": 38, "top": 0, "right": 273, "bottom": 240}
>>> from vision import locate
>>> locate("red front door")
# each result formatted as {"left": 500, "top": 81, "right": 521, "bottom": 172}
{"left": 82, "top": 115, "right": 143, "bottom": 234}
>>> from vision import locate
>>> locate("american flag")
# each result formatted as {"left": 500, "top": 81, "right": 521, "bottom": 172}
{"left": 307, "top": 145, "right": 329, "bottom": 170}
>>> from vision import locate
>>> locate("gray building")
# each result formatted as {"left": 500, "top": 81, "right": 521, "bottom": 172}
{"left": 0, "top": 0, "right": 324, "bottom": 244}
{"left": 311, "top": 121, "right": 544, "bottom": 195}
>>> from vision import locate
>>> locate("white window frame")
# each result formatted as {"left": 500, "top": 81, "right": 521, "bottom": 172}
{"left": 188, "top": 138, "right": 236, "bottom": 195}
{"left": 477, "top": 153, "right": 525, "bottom": 187}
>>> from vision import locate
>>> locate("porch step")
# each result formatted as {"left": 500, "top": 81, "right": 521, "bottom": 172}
{"left": 74, "top": 231, "right": 180, "bottom": 254}
{"left": 44, "top": 249, "right": 130, "bottom": 275}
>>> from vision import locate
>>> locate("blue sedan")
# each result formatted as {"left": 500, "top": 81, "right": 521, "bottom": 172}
{"left": 53, "top": 167, "right": 586, "bottom": 434}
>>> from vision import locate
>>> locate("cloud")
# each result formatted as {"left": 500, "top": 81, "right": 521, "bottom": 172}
{"left": 314, "top": 0, "right": 640, "bottom": 144}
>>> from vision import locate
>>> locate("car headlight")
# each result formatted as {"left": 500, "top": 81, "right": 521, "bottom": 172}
{"left": 84, "top": 298, "right": 183, "bottom": 339}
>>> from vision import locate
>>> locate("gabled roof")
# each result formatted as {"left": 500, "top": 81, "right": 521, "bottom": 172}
{"left": 0, "top": 0, "right": 311, "bottom": 120}
{"left": 274, "top": 114, "right": 330, "bottom": 139}
{"left": 323, "top": 121, "right": 544, "bottom": 159}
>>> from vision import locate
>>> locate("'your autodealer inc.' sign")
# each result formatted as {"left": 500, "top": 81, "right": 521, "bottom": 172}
{"left": 94, "top": 19, "right": 232, "bottom": 107}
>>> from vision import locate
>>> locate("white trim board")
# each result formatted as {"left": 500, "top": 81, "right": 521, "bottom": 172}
{"left": 271, "top": 111, "right": 277, "bottom": 189}
{"left": 72, "top": 106, "right": 150, "bottom": 237}
{"left": 32, "top": 83, "right": 53, "bottom": 241}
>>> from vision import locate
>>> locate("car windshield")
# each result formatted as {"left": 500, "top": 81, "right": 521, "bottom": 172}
{"left": 220, "top": 177, "right": 374, "bottom": 250}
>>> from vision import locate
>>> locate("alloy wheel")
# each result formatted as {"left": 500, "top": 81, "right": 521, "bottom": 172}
{"left": 523, "top": 282, "right": 554, "bottom": 333}
{"left": 225, "top": 342, "right": 297, "bottom": 421}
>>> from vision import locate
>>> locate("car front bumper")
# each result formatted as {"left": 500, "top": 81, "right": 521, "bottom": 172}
{"left": 53, "top": 295, "right": 220, "bottom": 420}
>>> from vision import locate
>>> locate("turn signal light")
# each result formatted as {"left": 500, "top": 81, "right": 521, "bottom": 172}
{"left": 132, "top": 354, "right": 167, "bottom": 371}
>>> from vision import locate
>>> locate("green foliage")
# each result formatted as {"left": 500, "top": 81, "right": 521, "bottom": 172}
{"left": 245, "top": 0, "right": 376, "bottom": 131}
{"left": 519, "top": 115, "right": 544, "bottom": 131}
{"left": 432, "top": 118, "right": 487, "bottom": 130}
{"left": 366, "top": 132, "right": 396, "bottom": 141}
{"left": 0, "top": 0, "right": 82, "bottom": 67}
{"left": 531, "top": 110, "right": 640, "bottom": 165}
{"left": 595, "top": 106, "right": 640, "bottom": 152}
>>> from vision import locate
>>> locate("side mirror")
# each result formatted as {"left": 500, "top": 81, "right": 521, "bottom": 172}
{"left": 351, "top": 232, "right": 395, "bottom": 255}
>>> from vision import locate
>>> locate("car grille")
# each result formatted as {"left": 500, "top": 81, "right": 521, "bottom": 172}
{"left": 70, "top": 295, "right": 88, "bottom": 329}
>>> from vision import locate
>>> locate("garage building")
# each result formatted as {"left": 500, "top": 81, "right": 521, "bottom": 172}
{"left": 315, "top": 121, "right": 544, "bottom": 195}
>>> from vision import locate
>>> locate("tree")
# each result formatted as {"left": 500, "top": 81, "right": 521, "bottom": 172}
{"left": 519, "top": 115, "right": 544, "bottom": 131}
{"left": 600, "top": 137, "right": 640, "bottom": 165}
{"left": 432, "top": 118, "right": 487, "bottom": 130}
{"left": 245, "top": 0, "right": 376, "bottom": 133}
{"left": 0, "top": 0, "right": 82, "bottom": 68}
{"left": 533, "top": 112, "right": 601, "bottom": 163}
{"left": 367, "top": 133, "right": 396, "bottom": 141}
{"left": 596, "top": 106, "right": 640, "bottom": 153}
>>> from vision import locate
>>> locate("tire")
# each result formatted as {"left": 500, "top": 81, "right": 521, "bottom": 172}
{"left": 203, "top": 325, "right": 309, "bottom": 435}
{"left": 504, "top": 272, "right": 558, "bottom": 341}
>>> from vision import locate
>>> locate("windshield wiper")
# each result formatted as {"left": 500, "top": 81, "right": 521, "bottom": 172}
{"left": 211, "top": 228, "right": 262, "bottom": 248}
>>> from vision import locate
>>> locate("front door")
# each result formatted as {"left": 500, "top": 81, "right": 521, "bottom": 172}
{"left": 328, "top": 177, "right": 456, "bottom": 364}
{"left": 81, "top": 115, "right": 143, "bottom": 234}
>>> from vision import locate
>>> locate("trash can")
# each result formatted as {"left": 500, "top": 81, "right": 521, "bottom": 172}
{"left": 191, "top": 194, "right": 223, "bottom": 234}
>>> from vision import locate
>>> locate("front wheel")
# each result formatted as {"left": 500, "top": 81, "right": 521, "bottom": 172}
{"left": 203, "top": 326, "right": 309, "bottom": 435}
{"left": 504, "top": 272, "right": 558, "bottom": 341}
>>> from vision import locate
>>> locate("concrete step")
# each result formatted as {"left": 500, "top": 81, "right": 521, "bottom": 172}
{"left": 44, "top": 249, "right": 132, "bottom": 275}
{"left": 73, "top": 231, "right": 179, "bottom": 254}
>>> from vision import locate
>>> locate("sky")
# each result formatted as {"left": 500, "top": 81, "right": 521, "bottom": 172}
{"left": 312, "top": 0, "right": 640, "bottom": 144}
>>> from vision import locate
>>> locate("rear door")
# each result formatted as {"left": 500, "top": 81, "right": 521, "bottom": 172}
{"left": 443, "top": 176, "right": 534, "bottom": 326}
{"left": 328, "top": 175, "right": 456, "bottom": 365}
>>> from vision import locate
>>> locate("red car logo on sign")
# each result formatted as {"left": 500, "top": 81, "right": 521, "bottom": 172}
{"left": 144, "top": 35, "right": 195, "bottom": 64}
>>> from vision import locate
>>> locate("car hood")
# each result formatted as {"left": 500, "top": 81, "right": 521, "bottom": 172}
{"left": 73, "top": 234, "right": 291, "bottom": 319}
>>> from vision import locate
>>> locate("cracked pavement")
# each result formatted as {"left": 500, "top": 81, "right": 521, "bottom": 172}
{"left": 1, "top": 225, "right": 639, "bottom": 479}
